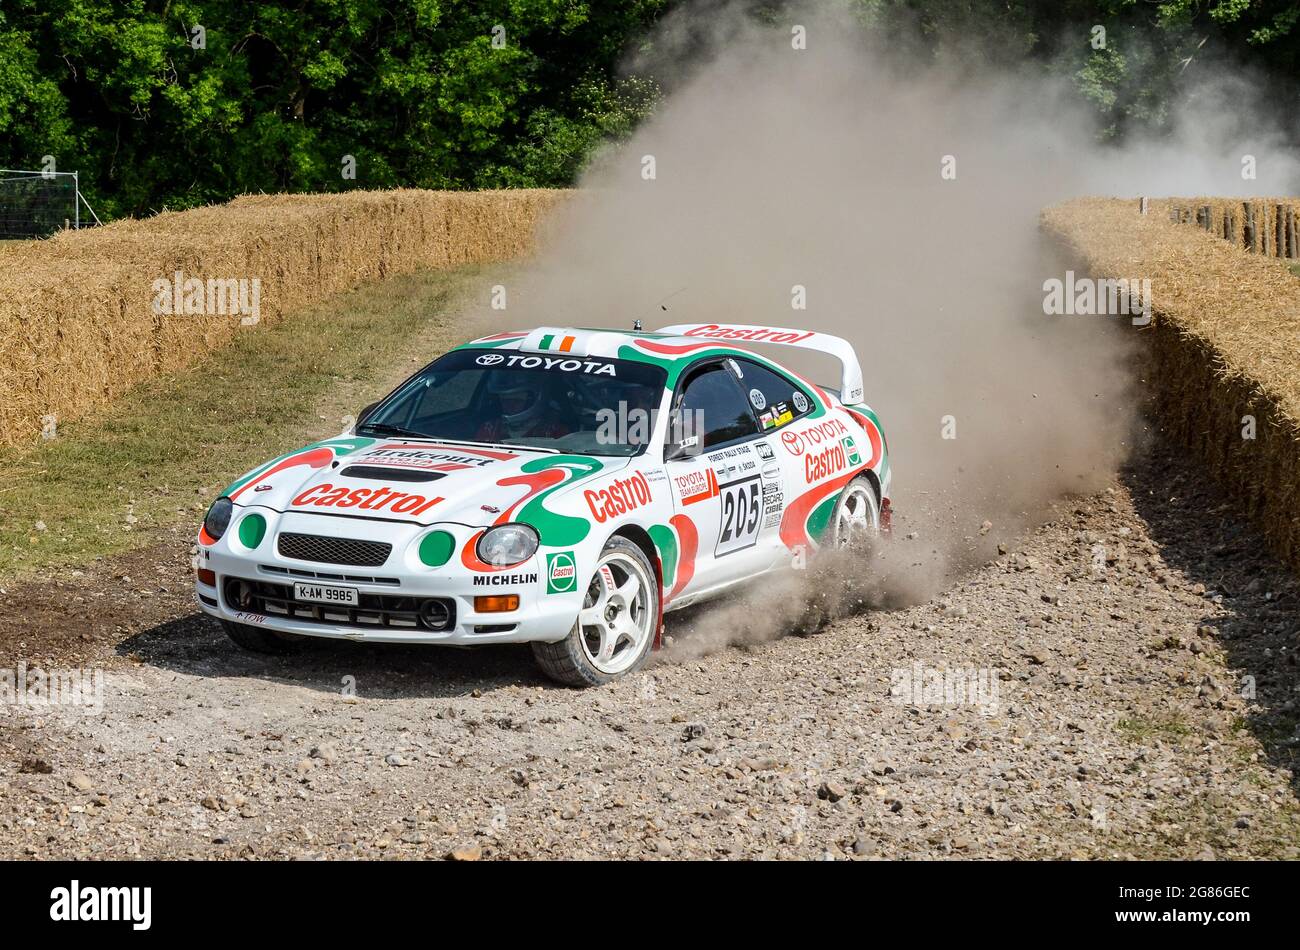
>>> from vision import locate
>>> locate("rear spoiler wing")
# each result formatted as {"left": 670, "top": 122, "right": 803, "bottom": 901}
{"left": 657, "top": 323, "right": 864, "bottom": 404}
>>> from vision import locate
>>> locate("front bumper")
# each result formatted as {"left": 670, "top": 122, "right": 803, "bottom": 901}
{"left": 195, "top": 509, "right": 579, "bottom": 646}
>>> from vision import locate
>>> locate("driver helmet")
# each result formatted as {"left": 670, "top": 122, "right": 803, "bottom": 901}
{"left": 487, "top": 374, "right": 544, "bottom": 430}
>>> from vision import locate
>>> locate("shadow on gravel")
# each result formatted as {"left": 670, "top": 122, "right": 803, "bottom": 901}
{"left": 1122, "top": 431, "right": 1300, "bottom": 798}
{"left": 117, "top": 611, "right": 549, "bottom": 699}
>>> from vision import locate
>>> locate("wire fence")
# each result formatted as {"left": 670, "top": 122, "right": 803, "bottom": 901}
{"left": 0, "top": 170, "right": 100, "bottom": 239}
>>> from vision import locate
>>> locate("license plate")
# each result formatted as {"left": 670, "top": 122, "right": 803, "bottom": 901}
{"left": 293, "top": 582, "right": 359, "bottom": 606}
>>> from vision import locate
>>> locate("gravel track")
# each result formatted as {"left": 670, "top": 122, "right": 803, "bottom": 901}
{"left": 1, "top": 437, "right": 1298, "bottom": 860}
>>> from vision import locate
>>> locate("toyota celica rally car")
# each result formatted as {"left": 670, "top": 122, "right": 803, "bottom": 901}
{"left": 195, "top": 323, "right": 891, "bottom": 686}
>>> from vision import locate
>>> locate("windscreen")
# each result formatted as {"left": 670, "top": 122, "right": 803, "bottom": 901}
{"left": 360, "top": 349, "right": 668, "bottom": 457}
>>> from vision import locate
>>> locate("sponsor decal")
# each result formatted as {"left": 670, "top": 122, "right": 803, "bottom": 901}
{"left": 599, "top": 564, "right": 617, "bottom": 595}
{"left": 473, "top": 572, "right": 538, "bottom": 586}
{"left": 775, "top": 409, "right": 794, "bottom": 426}
{"left": 754, "top": 441, "right": 775, "bottom": 460}
{"left": 748, "top": 388, "right": 766, "bottom": 410}
{"left": 842, "top": 407, "right": 885, "bottom": 470}
{"left": 842, "top": 436, "right": 862, "bottom": 466}
{"left": 234, "top": 612, "right": 268, "bottom": 624}
{"left": 291, "top": 483, "right": 444, "bottom": 516}
{"left": 792, "top": 391, "right": 809, "bottom": 413}
{"left": 707, "top": 444, "right": 756, "bottom": 476}
{"left": 546, "top": 551, "right": 578, "bottom": 593}
{"left": 362, "top": 446, "right": 512, "bottom": 470}
{"left": 759, "top": 410, "right": 774, "bottom": 429}
{"left": 584, "top": 471, "right": 653, "bottom": 522}
{"left": 683, "top": 324, "right": 816, "bottom": 345}
{"left": 781, "top": 417, "right": 849, "bottom": 456}
{"left": 762, "top": 480, "right": 784, "bottom": 529}
{"left": 478, "top": 353, "right": 616, "bottom": 376}
{"left": 805, "top": 441, "right": 848, "bottom": 482}
{"left": 674, "top": 467, "right": 720, "bottom": 505}
{"left": 254, "top": 483, "right": 272, "bottom": 492}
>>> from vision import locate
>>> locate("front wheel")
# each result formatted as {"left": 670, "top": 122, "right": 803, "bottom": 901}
{"left": 221, "top": 619, "right": 301, "bottom": 655}
{"left": 532, "top": 537, "right": 659, "bottom": 687}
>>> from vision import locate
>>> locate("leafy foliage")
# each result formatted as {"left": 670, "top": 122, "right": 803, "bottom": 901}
{"left": 0, "top": 1, "right": 671, "bottom": 218}
{"left": 0, "top": 0, "right": 1295, "bottom": 220}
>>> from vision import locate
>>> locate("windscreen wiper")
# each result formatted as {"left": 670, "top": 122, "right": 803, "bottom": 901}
{"left": 357, "top": 422, "right": 429, "bottom": 439}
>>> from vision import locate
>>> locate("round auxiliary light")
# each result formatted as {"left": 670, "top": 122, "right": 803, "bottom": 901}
{"left": 237, "top": 512, "right": 267, "bottom": 550}
{"left": 419, "top": 530, "right": 456, "bottom": 567}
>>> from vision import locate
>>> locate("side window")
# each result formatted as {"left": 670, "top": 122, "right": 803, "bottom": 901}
{"left": 678, "top": 364, "right": 758, "bottom": 449}
{"left": 730, "top": 358, "right": 813, "bottom": 431}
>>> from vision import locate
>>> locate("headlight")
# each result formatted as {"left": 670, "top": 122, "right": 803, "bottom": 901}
{"left": 203, "top": 497, "right": 234, "bottom": 541}
{"left": 476, "top": 523, "right": 539, "bottom": 567}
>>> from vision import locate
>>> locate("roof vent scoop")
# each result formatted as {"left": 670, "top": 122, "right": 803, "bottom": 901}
{"left": 339, "top": 465, "right": 445, "bottom": 483}
{"left": 518, "top": 327, "right": 603, "bottom": 356}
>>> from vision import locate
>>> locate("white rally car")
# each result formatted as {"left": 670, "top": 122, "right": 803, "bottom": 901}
{"left": 195, "top": 323, "right": 892, "bottom": 686}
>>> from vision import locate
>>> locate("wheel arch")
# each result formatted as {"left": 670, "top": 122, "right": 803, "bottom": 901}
{"left": 856, "top": 466, "right": 881, "bottom": 504}
{"left": 608, "top": 524, "right": 666, "bottom": 647}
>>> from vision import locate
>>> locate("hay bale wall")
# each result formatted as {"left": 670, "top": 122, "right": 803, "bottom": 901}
{"left": 1042, "top": 197, "right": 1300, "bottom": 571}
{"left": 0, "top": 189, "right": 569, "bottom": 447}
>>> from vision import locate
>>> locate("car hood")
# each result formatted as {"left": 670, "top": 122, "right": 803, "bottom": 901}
{"left": 225, "top": 436, "right": 630, "bottom": 527}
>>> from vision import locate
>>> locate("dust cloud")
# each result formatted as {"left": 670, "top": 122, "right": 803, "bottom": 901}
{"left": 479, "top": 5, "right": 1300, "bottom": 653}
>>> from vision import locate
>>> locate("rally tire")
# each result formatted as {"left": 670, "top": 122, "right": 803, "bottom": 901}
{"left": 532, "top": 537, "right": 659, "bottom": 687}
{"left": 829, "top": 474, "right": 881, "bottom": 553}
{"left": 221, "top": 619, "right": 301, "bottom": 655}
{"left": 795, "top": 474, "right": 881, "bottom": 636}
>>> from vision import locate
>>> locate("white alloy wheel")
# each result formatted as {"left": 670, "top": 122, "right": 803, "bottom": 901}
{"left": 531, "top": 537, "right": 659, "bottom": 687}
{"left": 577, "top": 550, "right": 655, "bottom": 675}
{"left": 831, "top": 477, "right": 880, "bottom": 551}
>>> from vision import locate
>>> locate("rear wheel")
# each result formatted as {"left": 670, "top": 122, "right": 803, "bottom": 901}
{"left": 221, "top": 619, "right": 301, "bottom": 655}
{"left": 796, "top": 475, "right": 881, "bottom": 635}
{"left": 830, "top": 476, "right": 881, "bottom": 552}
{"left": 532, "top": 537, "right": 659, "bottom": 687}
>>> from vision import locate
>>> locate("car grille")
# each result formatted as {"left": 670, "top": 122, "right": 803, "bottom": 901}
{"left": 223, "top": 578, "right": 454, "bottom": 631}
{"left": 277, "top": 532, "right": 392, "bottom": 567}
{"left": 259, "top": 564, "right": 400, "bottom": 586}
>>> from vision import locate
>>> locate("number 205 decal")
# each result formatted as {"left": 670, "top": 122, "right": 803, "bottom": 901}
{"left": 716, "top": 476, "right": 762, "bottom": 556}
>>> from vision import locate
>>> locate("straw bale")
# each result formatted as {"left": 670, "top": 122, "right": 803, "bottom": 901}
{"left": 0, "top": 189, "right": 569, "bottom": 446}
{"left": 1044, "top": 196, "right": 1300, "bottom": 569}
